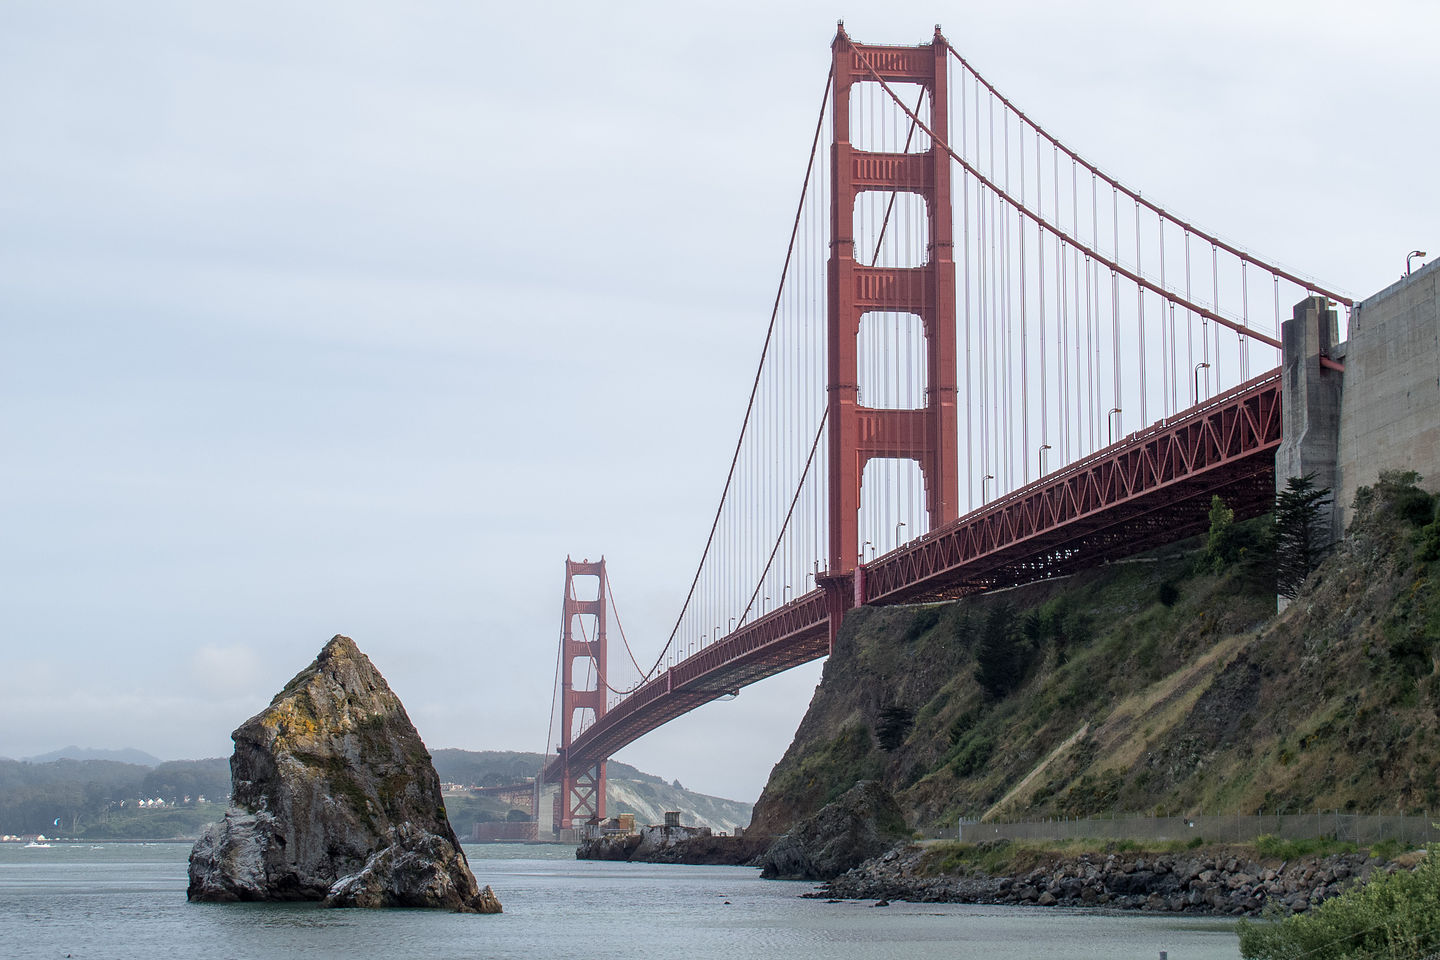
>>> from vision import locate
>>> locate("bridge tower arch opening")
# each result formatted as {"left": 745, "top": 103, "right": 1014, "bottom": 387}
{"left": 826, "top": 25, "right": 958, "bottom": 638}
{"left": 552, "top": 557, "right": 608, "bottom": 835}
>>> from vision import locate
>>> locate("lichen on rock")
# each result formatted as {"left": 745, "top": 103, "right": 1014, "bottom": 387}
{"left": 187, "top": 634, "right": 501, "bottom": 913}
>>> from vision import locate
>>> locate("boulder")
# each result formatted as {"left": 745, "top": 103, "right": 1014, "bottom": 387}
{"left": 187, "top": 635, "right": 501, "bottom": 913}
{"left": 758, "top": 780, "right": 910, "bottom": 881}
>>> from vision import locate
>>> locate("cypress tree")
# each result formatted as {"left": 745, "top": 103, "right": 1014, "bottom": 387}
{"left": 1275, "top": 474, "right": 1332, "bottom": 599}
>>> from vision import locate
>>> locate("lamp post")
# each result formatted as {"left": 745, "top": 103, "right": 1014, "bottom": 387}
{"left": 860, "top": 540, "right": 873, "bottom": 563}
{"left": 1193, "top": 361, "right": 1211, "bottom": 405}
{"left": 1406, "top": 250, "right": 1427, "bottom": 277}
{"left": 1107, "top": 408, "right": 1122, "bottom": 445}
{"left": 1038, "top": 443, "right": 1052, "bottom": 478}
{"left": 895, "top": 520, "right": 906, "bottom": 548}
{"left": 981, "top": 474, "right": 995, "bottom": 504}
{"left": 783, "top": 585, "right": 791, "bottom": 602}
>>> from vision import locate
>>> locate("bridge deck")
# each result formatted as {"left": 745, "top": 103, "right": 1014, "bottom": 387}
{"left": 547, "top": 371, "right": 1282, "bottom": 780}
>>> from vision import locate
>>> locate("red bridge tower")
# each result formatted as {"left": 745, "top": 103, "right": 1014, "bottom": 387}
{"left": 551, "top": 557, "right": 608, "bottom": 834}
{"left": 825, "top": 25, "right": 959, "bottom": 634}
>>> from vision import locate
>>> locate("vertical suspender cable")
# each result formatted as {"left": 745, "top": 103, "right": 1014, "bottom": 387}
{"left": 1135, "top": 198, "right": 1146, "bottom": 427}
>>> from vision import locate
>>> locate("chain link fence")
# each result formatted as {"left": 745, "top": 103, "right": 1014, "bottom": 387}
{"left": 919, "top": 813, "right": 1438, "bottom": 846}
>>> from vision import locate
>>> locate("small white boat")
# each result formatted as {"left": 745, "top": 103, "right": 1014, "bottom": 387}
{"left": 23, "top": 841, "right": 51, "bottom": 848}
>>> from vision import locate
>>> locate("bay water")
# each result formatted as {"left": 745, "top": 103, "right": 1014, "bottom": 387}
{"left": 0, "top": 842, "right": 1242, "bottom": 959}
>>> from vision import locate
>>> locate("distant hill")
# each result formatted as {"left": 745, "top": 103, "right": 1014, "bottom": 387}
{"left": 429, "top": 749, "right": 663, "bottom": 789}
{"left": 0, "top": 757, "right": 230, "bottom": 837}
{"left": 0, "top": 746, "right": 750, "bottom": 840}
{"left": 22, "top": 746, "right": 162, "bottom": 767}
{"left": 429, "top": 748, "right": 751, "bottom": 835}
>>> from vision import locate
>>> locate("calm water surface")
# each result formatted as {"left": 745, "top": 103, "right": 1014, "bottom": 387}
{"left": 0, "top": 842, "right": 1241, "bottom": 959}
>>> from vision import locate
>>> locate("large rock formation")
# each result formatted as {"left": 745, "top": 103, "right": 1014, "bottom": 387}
{"left": 758, "top": 780, "right": 910, "bottom": 881}
{"left": 187, "top": 635, "right": 501, "bottom": 913}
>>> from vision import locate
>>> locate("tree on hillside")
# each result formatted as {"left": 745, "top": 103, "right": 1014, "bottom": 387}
{"left": 1203, "top": 495, "right": 1238, "bottom": 573}
{"left": 973, "top": 603, "right": 1024, "bottom": 701}
{"left": 1275, "top": 475, "right": 1333, "bottom": 598}
{"left": 874, "top": 706, "right": 915, "bottom": 751}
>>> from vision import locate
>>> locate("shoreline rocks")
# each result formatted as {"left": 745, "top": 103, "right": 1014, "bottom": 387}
{"left": 816, "top": 842, "right": 1415, "bottom": 916}
{"left": 578, "top": 826, "right": 768, "bottom": 866}
{"left": 187, "top": 635, "right": 501, "bottom": 913}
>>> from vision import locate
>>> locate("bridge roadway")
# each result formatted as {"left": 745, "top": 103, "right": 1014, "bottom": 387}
{"left": 544, "top": 370, "right": 1282, "bottom": 783}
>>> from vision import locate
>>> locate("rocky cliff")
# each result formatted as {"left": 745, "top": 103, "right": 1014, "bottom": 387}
{"left": 749, "top": 474, "right": 1440, "bottom": 837}
{"left": 187, "top": 635, "right": 501, "bottom": 912}
{"left": 758, "top": 780, "right": 911, "bottom": 881}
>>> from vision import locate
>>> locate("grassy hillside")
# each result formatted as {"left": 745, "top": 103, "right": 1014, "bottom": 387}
{"left": 750, "top": 474, "right": 1440, "bottom": 837}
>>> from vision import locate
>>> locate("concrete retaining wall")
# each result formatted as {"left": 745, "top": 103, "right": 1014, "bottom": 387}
{"left": 1280, "top": 257, "right": 1439, "bottom": 533}
{"left": 1336, "top": 259, "right": 1440, "bottom": 525}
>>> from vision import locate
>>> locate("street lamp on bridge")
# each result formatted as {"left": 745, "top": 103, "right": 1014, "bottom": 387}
{"left": 895, "top": 520, "right": 906, "bottom": 548}
{"left": 981, "top": 474, "right": 995, "bottom": 505}
{"left": 1406, "top": 250, "right": 1427, "bottom": 277}
{"left": 1107, "top": 408, "right": 1123, "bottom": 445}
{"left": 1038, "top": 443, "right": 1052, "bottom": 478}
{"left": 1193, "top": 362, "right": 1211, "bottom": 405}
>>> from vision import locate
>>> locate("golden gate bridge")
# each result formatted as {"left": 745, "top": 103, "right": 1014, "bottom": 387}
{"left": 543, "top": 24, "right": 1351, "bottom": 834}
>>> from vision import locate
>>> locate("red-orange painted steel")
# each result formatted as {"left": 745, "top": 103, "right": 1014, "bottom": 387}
{"left": 543, "top": 27, "right": 1295, "bottom": 790}
{"left": 863, "top": 372, "right": 1282, "bottom": 604}
{"left": 547, "top": 374, "right": 1283, "bottom": 780}
{"left": 826, "top": 26, "right": 959, "bottom": 597}
{"left": 554, "top": 558, "right": 608, "bottom": 831}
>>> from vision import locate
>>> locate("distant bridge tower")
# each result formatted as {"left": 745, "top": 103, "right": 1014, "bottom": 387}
{"left": 826, "top": 25, "right": 959, "bottom": 633}
{"left": 552, "top": 557, "right": 608, "bottom": 834}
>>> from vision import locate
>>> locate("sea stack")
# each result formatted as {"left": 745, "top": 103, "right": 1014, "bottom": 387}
{"left": 187, "top": 634, "right": 501, "bottom": 913}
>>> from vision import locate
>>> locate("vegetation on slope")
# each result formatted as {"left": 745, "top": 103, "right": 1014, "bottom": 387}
{"left": 1237, "top": 846, "right": 1440, "bottom": 959}
{"left": 751, "top": 473, "right": 1440, "bottom": 837}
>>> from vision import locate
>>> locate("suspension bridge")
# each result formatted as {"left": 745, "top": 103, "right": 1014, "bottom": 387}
{"left": 543, "top": 24, "right": 1351, "bottom": 834}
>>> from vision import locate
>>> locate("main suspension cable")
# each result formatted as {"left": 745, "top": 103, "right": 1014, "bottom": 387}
{"left": 651, "top": 67, "right": 834, "bottom": 677}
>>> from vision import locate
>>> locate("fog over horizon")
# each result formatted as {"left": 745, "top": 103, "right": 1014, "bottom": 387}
{"left": 3, "top": 1, "right": 1437, "bottom": 805}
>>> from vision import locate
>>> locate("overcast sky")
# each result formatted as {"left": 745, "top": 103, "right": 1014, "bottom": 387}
{"left": 2, "top": 1, "right": 1436, "bottom": 804}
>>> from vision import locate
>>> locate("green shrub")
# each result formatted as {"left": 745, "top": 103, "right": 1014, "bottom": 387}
{"left": 1253, "top": 834, "right": 1359, "bottom": 860}
{"left": 1369, "top": 837, "right": 1405, "bottom": 862}
{"left": 950, "top": 734, "right": 995, "bottom": 778}
{"left": 904, "top": 606, "right": 942, "bottom": 642}
{"left": 1237, "top": 845, "right": 1440, "bottom": 959}
{"left": 947, "top": 707, "right": 981, "bottom": 746}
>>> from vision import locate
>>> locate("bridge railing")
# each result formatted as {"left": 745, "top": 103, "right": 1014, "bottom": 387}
{"left": 862, "top": 370, "right": 1282, "bottom": 604}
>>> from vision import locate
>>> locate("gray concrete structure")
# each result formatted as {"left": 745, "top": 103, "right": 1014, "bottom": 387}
{"left": 1279, "top": 257, "right": 1439, "bottom": 539}
{"left": 1335, "top": 258, "right": 1440, "bottom": 527}
{"left": 1276, "top": 296, "right": 1345, "bottom": 541}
